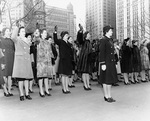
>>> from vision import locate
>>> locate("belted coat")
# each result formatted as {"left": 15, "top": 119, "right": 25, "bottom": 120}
{"left": 98, "top": 36, "right": 118, "bottom": 84}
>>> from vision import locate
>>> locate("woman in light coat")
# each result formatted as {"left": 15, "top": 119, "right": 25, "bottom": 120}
{"left": 11, "top": 22, "right": 33, "bottom": 101}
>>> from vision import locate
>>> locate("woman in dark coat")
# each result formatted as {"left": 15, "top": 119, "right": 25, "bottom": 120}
{"left": 1, "top": 28, "right": 15, "bottom": 96}
{"left": 0, "top": 40, "right": 9, "bottom": 97}
{"left": 77, "top": 24, "right": 93, "bottom": 90}
{"left": 98, "top": 25, "right": 117, "bottom": 102}
{"left": 120, "top": 38, "right": 133, "bottom": 84}
{"left": 132, "top": 40, "right": 141, "bottom": 83}
{"left": 53, "top": 26, "right": 73, "bottom": 94}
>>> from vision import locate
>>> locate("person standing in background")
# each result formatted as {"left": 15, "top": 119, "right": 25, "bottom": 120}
{"left": 1, "top": 28, "right": 15, "bottom": 96}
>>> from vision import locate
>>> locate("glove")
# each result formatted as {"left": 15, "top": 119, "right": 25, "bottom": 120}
{"left": 101, "top": 64, "right": 106, "bottom": 71}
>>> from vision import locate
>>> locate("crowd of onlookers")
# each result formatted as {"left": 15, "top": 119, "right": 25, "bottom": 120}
{"left": 0, "top": 21, "right": 150, "bottom": 101}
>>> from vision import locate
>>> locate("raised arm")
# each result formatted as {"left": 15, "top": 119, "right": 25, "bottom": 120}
{"left": 53, "top": 25, "right": 61, "bottom": 45}
{"left": 77, "top": 24, "right": 84, "bottom": 45}
{"left": 11, "top": 26, "right": 19, "bottom": 43}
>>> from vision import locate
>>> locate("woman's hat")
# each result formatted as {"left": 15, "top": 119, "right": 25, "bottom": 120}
{"left": 132, "top": 40, "right": 138, "bottom": 44}
{"left": 103, "top": 25, "right": 113, "bottom": 33}
{"left": 60, "top": 31, "right": 69, "bottom": 39}
{"left": 124, "top": 37, "right": 130, "bottom": 42}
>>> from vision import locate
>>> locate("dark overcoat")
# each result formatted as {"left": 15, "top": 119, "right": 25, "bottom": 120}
{"left": 53, "top": 33, "right": 73, "bottom": 76}
{"left": 1, "top": 38, "right": 15, "bottom": 76}
{"left": 77, "top": 31, "right": 93, "bottom": 74}
{"left": 132, "top": 45, "right": 141, "bottom": 72}
{"left": 0, "top": 40, "right": 5, "bottom": 85}
{"left": 98, "top": 36, "right": 118, "bottom": 85}
{"left": 120, "top": 43, "right": 133, "bottom": 73}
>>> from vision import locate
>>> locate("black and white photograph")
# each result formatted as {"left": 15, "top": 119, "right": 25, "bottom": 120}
{"left": 0, "top": 0, "right": 150, "bottom": 121}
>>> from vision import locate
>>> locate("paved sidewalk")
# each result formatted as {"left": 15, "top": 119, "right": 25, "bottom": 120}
{"left": 0, "top": 81, "right": 150, "bottom": 121}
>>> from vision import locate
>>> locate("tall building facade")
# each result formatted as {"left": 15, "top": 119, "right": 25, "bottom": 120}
{"left": 1, "top": 0, "right": 25, "bottom": 28}
{"left": 86, "top": 0, "right": 116, "bottom": 40}
{"left": 45, "top": 3, "right": 76, "bottom": 39}
{"left": 116, "top": 0, "right": 150, "bottom": 41}
{"left": 0, "top": 0, "right": 45, "bottom": 33}
{"left": 33, "top": 0, "right": 46, "bottom": 30}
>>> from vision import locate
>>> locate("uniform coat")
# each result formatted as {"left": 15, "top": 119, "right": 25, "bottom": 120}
{"left": 11, "top": 27, "right": 33, "bottom": 79}
{"left": 1, "top": 37, "right": 15, "bottom": 76}
{"left": 98, "top": 36, "right": 118, "bottom": 84}
{"left": 53, "top": 33, "right": 73, "bottom": 76}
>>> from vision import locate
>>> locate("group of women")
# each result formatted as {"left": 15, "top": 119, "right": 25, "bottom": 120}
{"left": 114, "top": 37, "right": 150, "bottom": 85}
{"left": 1, "top": 22, "right": 149, "bottom": 103}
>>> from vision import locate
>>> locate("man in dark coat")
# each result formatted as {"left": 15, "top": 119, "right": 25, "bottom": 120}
{"left": 98, "top": 25, "right": 118, "bottom": 103}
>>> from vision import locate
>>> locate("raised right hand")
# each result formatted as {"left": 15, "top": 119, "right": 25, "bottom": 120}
{"left": 54, "top": 25, "right": 58, "bottom": 32}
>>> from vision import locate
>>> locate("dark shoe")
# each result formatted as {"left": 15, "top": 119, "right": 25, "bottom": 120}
{"left": 66, "top": 91, "right": 71, "bottom": 94}
{"left": 4, "top": 92, "right": 10, "bottom": 97}
{"left": 87, "top": 87, "right": 92, "bottom": 90}
{"left": 141, "top": 80, "right": 147, "bottom": 83}
{"left": 8, "top": 92, "right": 14, "bottom": 96}
{"left": 135, "top": 80, "right": 140, "bottom": 83}
{"left": 62, "top": 89, "right": 68, "bottom": 94}
{"left": 104, "top": 97, "right": 109, "bottom": 101}
{"left": 25, "top": 95, "right": 32, "bottom": 100}
{"left": 112, "top": 83, "right": 119, "bottom": 86}
{"left": 20, "top": 96, "right": 24, "bottom": 101}
{"left": 29, "top": 89, "right": 34, "bottom": 93}
{"left": 109, "top": 97, "right": 116, "bottom": 102}
{"left": 48, "top": 88, "right": 52, "bottom": 91}
{"left": 45, "top": 91, "right": 51, "bottom": 96}
{"left": 104, "top": 97, "right": 112, "bottom": 103}
{"left": 83, "top": 86, "right": 89, "bottom": 91}
{"left": 68, "top": 85, "right": 72, "bottom": 88}
{"left": 68, "top": 85, "right": 75, "bottom": 88}
{"left": 39, "top": 92, "right": 45, "bottom": 97}
{"left": 130, "top": 80, "right": 136, "bottom": 84}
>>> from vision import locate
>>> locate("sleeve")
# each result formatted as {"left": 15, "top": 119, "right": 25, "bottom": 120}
{"left": 77, "top": 30, "right": 84, "bottom": 45}
{"left": 11, "top": 26, "right": 19, "bottom": 43}
{"left": 53, "top": 32, "right": 61, "bottom": 45}
{"left": 99, "top": 39, "right": 106, "bottom": 65}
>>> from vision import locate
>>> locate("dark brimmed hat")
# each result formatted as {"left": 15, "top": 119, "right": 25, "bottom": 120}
{"left": 60, "top": 31, "right": 69, "bottom": 39}
{"left": 124, "top": 37, "right": 130, "bottom": 42}
{"left": 103, "top": 25, "right": 113, "bottom": 33}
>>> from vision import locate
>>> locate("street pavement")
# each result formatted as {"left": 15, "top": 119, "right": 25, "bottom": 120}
{"left": 0, "top": 81, "right": 150, "bottom": 121}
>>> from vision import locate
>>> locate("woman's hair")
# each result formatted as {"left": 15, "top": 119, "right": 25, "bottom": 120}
{"left": 18, "top": 26, "right": 25, "bottom": 36}
{"left": 40, "top": 29, "right": 47, "bottom": 38}
{"left": 68, "top": 36, "right": 72, "bottom": 40}
{"left": 60, "top": 31, "right": 69, "bottom": 39}
{"left": 2, "top": 27, "right": 10, "bottom": 36}
{"left": 83, "top": 31, "right": 89, "bottom": 40}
